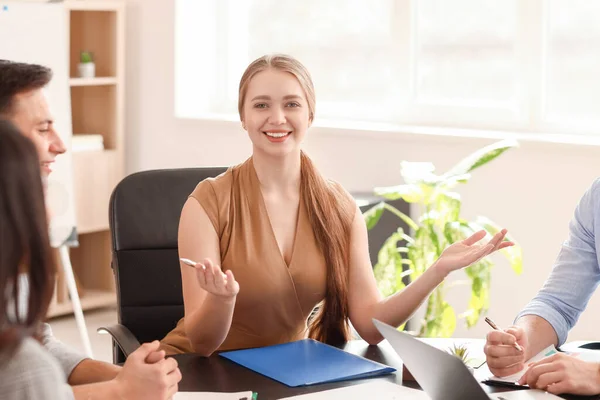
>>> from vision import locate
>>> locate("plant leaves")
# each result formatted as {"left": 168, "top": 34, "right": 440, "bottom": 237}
{"left": 474, "top": 216, "right": 523, "bottom": 275}
{"left": 438, "top": 303, "right": 456, "bottom": 337}
{"left": 424, "top": 302, "right": 456, "bottom": 338}
{"left": 363, "top": 202, "right": 385, "bottom": 230}
{"left": 408, "top": 227, "right": 433, "bottom": 280}
{"left": 374, "top": 184, "right": 423, "bottom": 203}
{"left": 371, "top": 140, "right": 519, "bottom": 338}
{"left": 384, "top": 203, "right": 419, "bottom": 231}
{"left": 439, "top": 173, "right": 472, "bottom": 188}
{"left": 436, "top": 192, "right": 462, "bottom": 222}
{"left": 459, "top": 258, "right": 492, "bottom": 328}
{"left": 442, "top": 139, "right": 519, "bottom": 179}
{"left": 373, "top": 228, "right": 405, "bottom": 297}
{"left": 443, "top": 220, "right": 473, "bottom": 246}
{"left": 400, "top": 161, "right": 439, "bottom": 185}
{"left": 465, "top": 287, "right": 487, "bottom": 328}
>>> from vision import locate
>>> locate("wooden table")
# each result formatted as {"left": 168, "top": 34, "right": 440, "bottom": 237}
{"left": 173, "top": 339, "right": 597, "bottom": 400}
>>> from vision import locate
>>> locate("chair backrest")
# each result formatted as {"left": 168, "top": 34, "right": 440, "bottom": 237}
{"left": 109, "top": 167, "right": 228, "bottom": 354}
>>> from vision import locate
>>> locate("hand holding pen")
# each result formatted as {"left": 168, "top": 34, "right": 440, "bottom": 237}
{"left": 180, "top": 257, "right": 240, "bottom": 298}
{"left": 484, "top": 318, "right": 528, "bottom": 378}
{"left": 485, "top": 317, "right": 523, "bottom": 352}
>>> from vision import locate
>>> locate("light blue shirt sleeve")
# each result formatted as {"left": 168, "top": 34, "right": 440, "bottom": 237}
{"left": 516, "top": 178, "right": 600, "bottom": 346}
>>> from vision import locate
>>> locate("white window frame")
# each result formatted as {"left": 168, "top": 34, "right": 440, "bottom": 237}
{"left": 396, "top": 0, "right": 546, "bottom": 132}
{"left": 175, "top": 0, "right": 600, "bottom": 138}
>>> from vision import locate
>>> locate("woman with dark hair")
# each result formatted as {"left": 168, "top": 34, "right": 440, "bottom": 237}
{"left": 0, "top": 119, "right": 69, "bottom": 399}
{"left": 0, "top": 60, "right": 181, "bottom": 400}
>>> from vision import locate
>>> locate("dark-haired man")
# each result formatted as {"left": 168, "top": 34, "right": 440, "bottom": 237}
{"left": 0, "top": 59, "right": 181, "bottom": 400}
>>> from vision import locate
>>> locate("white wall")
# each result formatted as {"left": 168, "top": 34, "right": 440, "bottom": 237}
{"left": 124, "top": 0, "right": 600, "bottom": 341}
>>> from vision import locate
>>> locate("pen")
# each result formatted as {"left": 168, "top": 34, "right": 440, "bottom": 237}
{"left": 485, "top": 317, "right": 523, "bottom": 352}
{"left": 180, "top": 257, "right": 229, "bottom": 280}
{"left": 179, "top": 258, "right": 205, "bottom": 269}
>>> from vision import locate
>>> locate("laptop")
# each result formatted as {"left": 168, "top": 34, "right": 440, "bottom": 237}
{"left": 372, "top": 319, "right": 561, "bottom": 400}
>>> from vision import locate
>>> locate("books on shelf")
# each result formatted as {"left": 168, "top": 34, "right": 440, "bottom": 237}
{"left": 72, "top": 134, "right": 104, "bottom": 152}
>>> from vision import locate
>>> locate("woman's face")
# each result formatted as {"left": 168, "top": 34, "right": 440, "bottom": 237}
{"left": 242, "top": 68, "right": 311, "bottom": 158}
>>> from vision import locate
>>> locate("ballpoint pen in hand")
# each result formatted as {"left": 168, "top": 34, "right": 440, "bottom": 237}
{"left": 485, "top": 317, "right": 523, "bottom": 352}
{"left": 180, "top": 258, "right": 205, "bottom": 269}
{"left": 180, "top": 257, "right": 228, "bottom": 280}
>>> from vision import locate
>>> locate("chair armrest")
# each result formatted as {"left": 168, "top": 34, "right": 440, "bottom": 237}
{"left": 97, "top": 324, "right": 141, "bottom": 358}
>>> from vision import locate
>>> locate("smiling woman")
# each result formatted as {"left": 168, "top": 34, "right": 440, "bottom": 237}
{"left": 159, "top": 53, "right": 512, "bottom": 357}
{"left": 241, "top": 68, "right": 311, "bottom": 156}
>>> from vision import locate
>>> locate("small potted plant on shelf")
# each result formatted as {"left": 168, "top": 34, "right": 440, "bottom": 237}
{"left": 78, "top": 51, "right": 95, "bottom": 78}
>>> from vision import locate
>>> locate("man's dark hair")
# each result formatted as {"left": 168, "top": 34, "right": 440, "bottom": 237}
{"left": 0, "top": 60, "right": 52, "bottom": 116}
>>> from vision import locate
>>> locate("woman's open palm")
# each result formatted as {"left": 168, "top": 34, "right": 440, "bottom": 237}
{"left": 436, "top": 229, "right": 513, "bottom": 275}
{"left": 191, "top": 258, "right": 240, "bottom": 298}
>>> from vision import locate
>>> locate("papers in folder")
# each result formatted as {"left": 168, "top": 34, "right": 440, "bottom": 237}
{"left": 219, "top": 339, "right": 396, "bottom": 387}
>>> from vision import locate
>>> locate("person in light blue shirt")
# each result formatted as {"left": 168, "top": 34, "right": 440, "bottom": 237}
{"left": 484, "top": 178, "right": 600, "bottom": 396}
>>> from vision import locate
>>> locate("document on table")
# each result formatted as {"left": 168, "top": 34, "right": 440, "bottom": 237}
{"left": 278, "top": 380, "right": 429, "bottom": 399}
{"left": 174, "top": 391, "right": 254, "bottom": 400}
{"left": 484, "top": 343, "right": 600, "bottom": 386}
{"left": 491, "top": 389, "right": 563, "bottom": 399}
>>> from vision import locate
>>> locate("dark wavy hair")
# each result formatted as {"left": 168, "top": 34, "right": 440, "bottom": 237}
{"left": 0, "top": 119, "right": 55, "bottom": 354}
{"left": 0, "top": 60, "right": 52, "bottom": 116}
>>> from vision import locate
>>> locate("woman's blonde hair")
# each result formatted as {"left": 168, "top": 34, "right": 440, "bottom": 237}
{"left": 238, "top": 54, "right": 354, "bottom": 345}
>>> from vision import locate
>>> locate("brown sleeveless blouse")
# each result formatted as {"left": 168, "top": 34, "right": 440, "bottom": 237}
{"left": 160, "top": 157, "right": 354, "bottom": 354}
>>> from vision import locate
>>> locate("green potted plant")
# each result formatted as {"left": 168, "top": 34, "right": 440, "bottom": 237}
{"left": 78, "top": 51, "right": 95, "bottom": 78}
{"left": 364, "top": 139, "right": 523, "bottom": 337}
{"left": 448, "top": 344, "right": 475, "bottom": 373}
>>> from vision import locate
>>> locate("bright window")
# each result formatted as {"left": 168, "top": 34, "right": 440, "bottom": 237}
{"left": 175, "top": 0, "right": 600, "bottom": 137}
{"left": 544, "top": 0, "right": 600, "bottom": 131}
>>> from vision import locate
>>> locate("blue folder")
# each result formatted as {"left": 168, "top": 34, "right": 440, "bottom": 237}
{"left": 219, "top": 338, "right": 396, "bottom": 387}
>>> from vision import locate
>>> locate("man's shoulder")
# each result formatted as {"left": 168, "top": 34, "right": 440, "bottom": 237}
{"left": 575, "top": 178, "right": 600, "bottom": 212}
{"left": 590, "top": 178, "right": 600, "bottom": 196}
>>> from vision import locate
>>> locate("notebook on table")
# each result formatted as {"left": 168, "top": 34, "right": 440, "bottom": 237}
{"left": 219, "top": 338, "right": 396, "bottom": 387}
{"left": 481, "top": 345, "right": 559, "bottom": 387}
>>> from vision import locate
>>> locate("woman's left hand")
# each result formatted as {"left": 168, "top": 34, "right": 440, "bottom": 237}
{"left": 434, "top": 229, "right": 513, "bottom": 277}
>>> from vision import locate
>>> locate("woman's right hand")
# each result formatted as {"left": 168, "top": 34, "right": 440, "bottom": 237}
{"left": 190, "top": 258, "right": 239, "bottom": 298}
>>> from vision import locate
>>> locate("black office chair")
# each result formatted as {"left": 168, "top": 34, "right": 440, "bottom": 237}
{"left": 99, "top": 167, "right": 228, "bottom": 364}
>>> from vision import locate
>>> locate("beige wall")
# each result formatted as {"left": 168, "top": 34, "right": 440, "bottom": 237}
{"left": 125, "top": 0, "right": 600, "bottom": 341}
